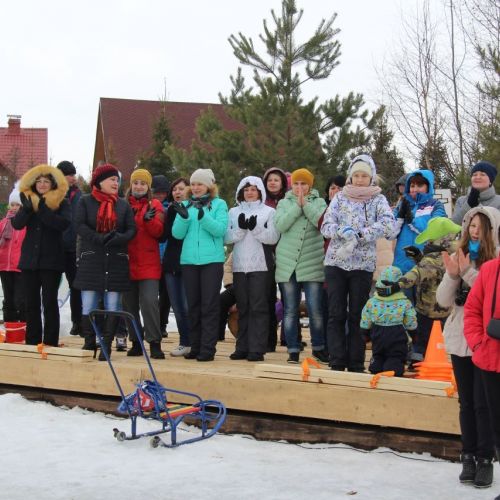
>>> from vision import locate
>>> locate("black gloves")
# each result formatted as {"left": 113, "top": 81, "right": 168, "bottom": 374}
{"left": 237, "top": 214, "right": 257, "bottom": 230}
{"left": 246, "top": 215, "right": 257, "bottom": 230}
{"left": 102, "top": 231, "right": 116, "bottom": 247}
{"left": 172, "top": 202, "right": 189, "bottom": 219}
{"left": 376, "top": 281, "right": 401, "bottom": 297}
{"left": 467, "top": 188, "right": 480, "bottom": 208}
{"left": 20, "top": 192, "right": 33, "bottom": 212}
{"left": 197, "top": 207, "right": 204, "bottom": 220}
{"left": 397, "top": 198, "right": 413, "bottom": 224}
{"left": 238, "top": 213, "right": 247, "bottom": 229}
{"left": 404, "top": 245, "right": 423, "bottom": 263}
{"left": 143, "top": 206, "right": 156, "bottom": 222}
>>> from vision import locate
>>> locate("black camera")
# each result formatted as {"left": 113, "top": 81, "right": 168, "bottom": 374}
{"left": 455, "top": 287, "right": 470, "bottom": 306}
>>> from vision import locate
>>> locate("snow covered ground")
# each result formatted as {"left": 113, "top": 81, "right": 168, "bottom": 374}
{"left": 0, "top": 393, "right": 496, "bottom": 500}
{"left": 1, "top": 279, "right": 498, "bottom": 499}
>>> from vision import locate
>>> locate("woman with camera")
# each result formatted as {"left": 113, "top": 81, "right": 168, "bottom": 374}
{"left": 437, "top": 206, "right": 500, "bottom": 489}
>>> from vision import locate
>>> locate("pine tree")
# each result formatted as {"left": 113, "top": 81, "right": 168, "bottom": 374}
{"left": 369, "top": 110, "right": 405, "bottom": 206}
{"left": 168, "top": 0, "right": 377, "bottom": 197}
{"left": 137, "top": 105, "right": 175, "bottom": 179}
{"left": 418, "top": 136, "right": 454, "bottom": 190}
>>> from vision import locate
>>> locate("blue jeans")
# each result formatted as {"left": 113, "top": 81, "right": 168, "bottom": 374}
{"left": 280, "top": 274, "right": 325, "bottom": 353}
{"left": 81, "top": 290, "right": 121, "bottom": 315}
{"left": 165, "top": 273, "right": 190, "bottom": 346}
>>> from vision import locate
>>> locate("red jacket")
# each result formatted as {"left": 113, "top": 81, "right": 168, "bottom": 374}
{"left": 127, "top": 197, "right": 164, "bottom": 281}
{"left": 0, "top": 212, "right": 26, "bottom": 272}
{"left": 464, "top": 257, "right": 500, "bottom": 373}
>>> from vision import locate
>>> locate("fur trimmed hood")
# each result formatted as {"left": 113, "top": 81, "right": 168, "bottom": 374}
{"left": 18, "top": 164, "right": 68, "bottom": 211}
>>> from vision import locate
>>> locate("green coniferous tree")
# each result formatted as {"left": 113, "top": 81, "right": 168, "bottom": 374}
{"left": 418, "top": 137, "right": 453, "bottom": 190}
{"left": 137, "top": 105, "right": 175, "bottom": 179}
{"left": 167, "top": 0, "right": 378, "bottom": 197}
{"left": 369, "top": 110, "right": 406, "bottom": 206}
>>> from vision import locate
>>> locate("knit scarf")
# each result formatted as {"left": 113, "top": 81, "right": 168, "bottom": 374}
{"left": 189, "top": 194, "right": 212, "bottom": 209}
{"left": 0, "top": 210, "right": 15, "bottom": 247}
{"left": 342, "top": 184, "right": 382, "bottom": 202}
{"left": 128, "top": 194, "right": 148, "bottom": 215}
{"left": 92, "top": 186, "right": 118, "bottom": 233}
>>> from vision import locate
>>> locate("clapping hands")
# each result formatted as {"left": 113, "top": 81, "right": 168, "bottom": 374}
{"left": 237, "top": 213, "right": 257, "bottom": 230}
{"left": 442, "top": 248, "right": 470, "bottom": 278}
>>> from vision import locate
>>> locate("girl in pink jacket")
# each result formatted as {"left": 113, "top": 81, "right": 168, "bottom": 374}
{"left": 0, "top": 186, "right": 26, "bottom": 321}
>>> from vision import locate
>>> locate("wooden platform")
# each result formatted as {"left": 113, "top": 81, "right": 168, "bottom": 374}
{"left": 0, "top": 330, "right": 460, "bottom": 440}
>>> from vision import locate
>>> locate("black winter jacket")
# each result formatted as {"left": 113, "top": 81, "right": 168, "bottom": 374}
{"left": 162, "top": 204, "right": 183, "bottom": 275}
{"left": 12, "top": 200, "right": 71, "bottom": 271}
{"left": 73, "top": 194, "right": 136, "bottom": 292}
{"left": 62, "top": 185, "right": 82, "bottom": 253}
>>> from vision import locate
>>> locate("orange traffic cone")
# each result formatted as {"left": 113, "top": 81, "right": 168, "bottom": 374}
{"left": 414, "top": 320, "right": 453, "bottom": 382}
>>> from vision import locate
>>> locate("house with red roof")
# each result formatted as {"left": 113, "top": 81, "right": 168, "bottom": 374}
{"left": 93, "top": 97, "right": 240, "bottom": 182}
{"left": 0, "top": 115, "right": 48, "bottom": 203}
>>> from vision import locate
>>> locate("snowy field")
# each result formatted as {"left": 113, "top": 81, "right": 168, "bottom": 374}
{"left": 0, "top": 393, "right": 496, "bottom": 500}
{"left": 0, "top": 279, "right": 498, "bottom": 499}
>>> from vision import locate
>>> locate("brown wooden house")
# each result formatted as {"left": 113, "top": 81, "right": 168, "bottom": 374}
{"left": 93, "top": 97, "right": 239, "bottom": 181}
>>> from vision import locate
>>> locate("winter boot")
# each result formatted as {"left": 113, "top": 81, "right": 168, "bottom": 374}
{"left": 98, "top": 341, "right": 112, "bottom": 361}
{"left": 69, "top": 322, "right": 82, "bottom": 336}
{"left": 247, "top": 352, "right": 264, "bottom": 362}
{"left": 459, "top": 453, "right": 476, "bottom": 483}
{"left": 229, "top": 351, "right": 248, "bottom": 360}
{"left": 98, "top": 315, "right": 119, "bottom": 362}
{"left": 115, "top": 335, "right": 127, "bottom": 352}
{"left": 312, "top": 349, "right": 329, "bottom": 364}
{"left": 495, "top": 449, "right": 500, "bottom": 500}
{"left": 81, "top": 316, "right": 96, "bottom": 352}
{"left": 474, "top": 457, "right": 493, "bottom": 488}
{"left": 150, "top": 342, "right": 165, "bottom": 360}
{"left": 127, "top": 341, "right": 143, "bottom": 357}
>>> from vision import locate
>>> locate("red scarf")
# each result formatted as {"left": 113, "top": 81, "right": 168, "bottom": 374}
{"left": 92, "top": 186, "right": 118, "bottom": 233}
{"left": 128, "top": 194, "right": 149, "bottom": 215}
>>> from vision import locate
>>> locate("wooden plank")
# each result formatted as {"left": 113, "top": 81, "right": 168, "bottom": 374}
{"left": 0, "top": 351, "right": 93, "bottom": 362}
{"left": 0, "top": 343, "right": 92, "bottom": 358}
{"left": 0, "top": 355, "right": 460, "bottom": 435}
{"left": 254, "top": 364, "right": 455, "bottom": 394}
{"left": 256, "top": 371, "right": 450, "bottom": 397}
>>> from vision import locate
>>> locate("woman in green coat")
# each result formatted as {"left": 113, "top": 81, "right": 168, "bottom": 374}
{"left": 275, "top": 168, "right": 328, "bottom": 364}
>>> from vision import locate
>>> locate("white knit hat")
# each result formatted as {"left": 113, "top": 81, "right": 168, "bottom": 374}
{"left": 8, "top": 183, "right": 21, "bottom": 205}
{"left": 190, "top": 168, "right": 215, "bottom": 188}
{"left": 349, "top": 161, "right": 372, "bottom": 177}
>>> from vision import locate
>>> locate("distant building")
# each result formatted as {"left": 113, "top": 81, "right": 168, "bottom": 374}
{"left": 93, "top": 97, "right": 240, "bottom": 181}
{"left": 0, "top": 115, "right": 48, "bottom": 203}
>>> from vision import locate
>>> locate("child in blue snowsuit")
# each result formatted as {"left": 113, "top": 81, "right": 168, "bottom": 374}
{"left": 360, "top": 266, "right": 417, "bottom": 376}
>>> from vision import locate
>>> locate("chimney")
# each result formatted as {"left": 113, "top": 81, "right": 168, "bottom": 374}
{"left": 7, "top": 115, "right": 21, "bottom": 134}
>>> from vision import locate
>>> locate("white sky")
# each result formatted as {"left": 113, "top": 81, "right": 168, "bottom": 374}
{"left": 2, "top": 0, "right": 424, "bottom": 176}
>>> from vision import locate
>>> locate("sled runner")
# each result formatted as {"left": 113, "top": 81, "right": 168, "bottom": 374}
{"left": 89, "top": 310, "right": 226, "bottom": 448}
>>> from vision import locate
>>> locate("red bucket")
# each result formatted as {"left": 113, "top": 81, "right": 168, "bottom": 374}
{"left": 5, "top": 322, "right": 26, "bottom": 343}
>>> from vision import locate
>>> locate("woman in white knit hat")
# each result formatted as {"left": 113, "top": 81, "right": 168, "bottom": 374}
{"left": 172, "top": 168, "right": 228, "bottom": 361}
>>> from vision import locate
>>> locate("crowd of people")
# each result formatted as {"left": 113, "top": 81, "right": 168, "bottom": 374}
{"left": 0, "top": 155, "right": 499, "bottom": 491}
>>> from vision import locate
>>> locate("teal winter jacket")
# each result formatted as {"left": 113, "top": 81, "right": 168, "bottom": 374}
{"left": 274, "top": 189, "right": 327, "bottom": 283}
{"left": 172, "top": 196, "right": 228, "bottom": 265}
